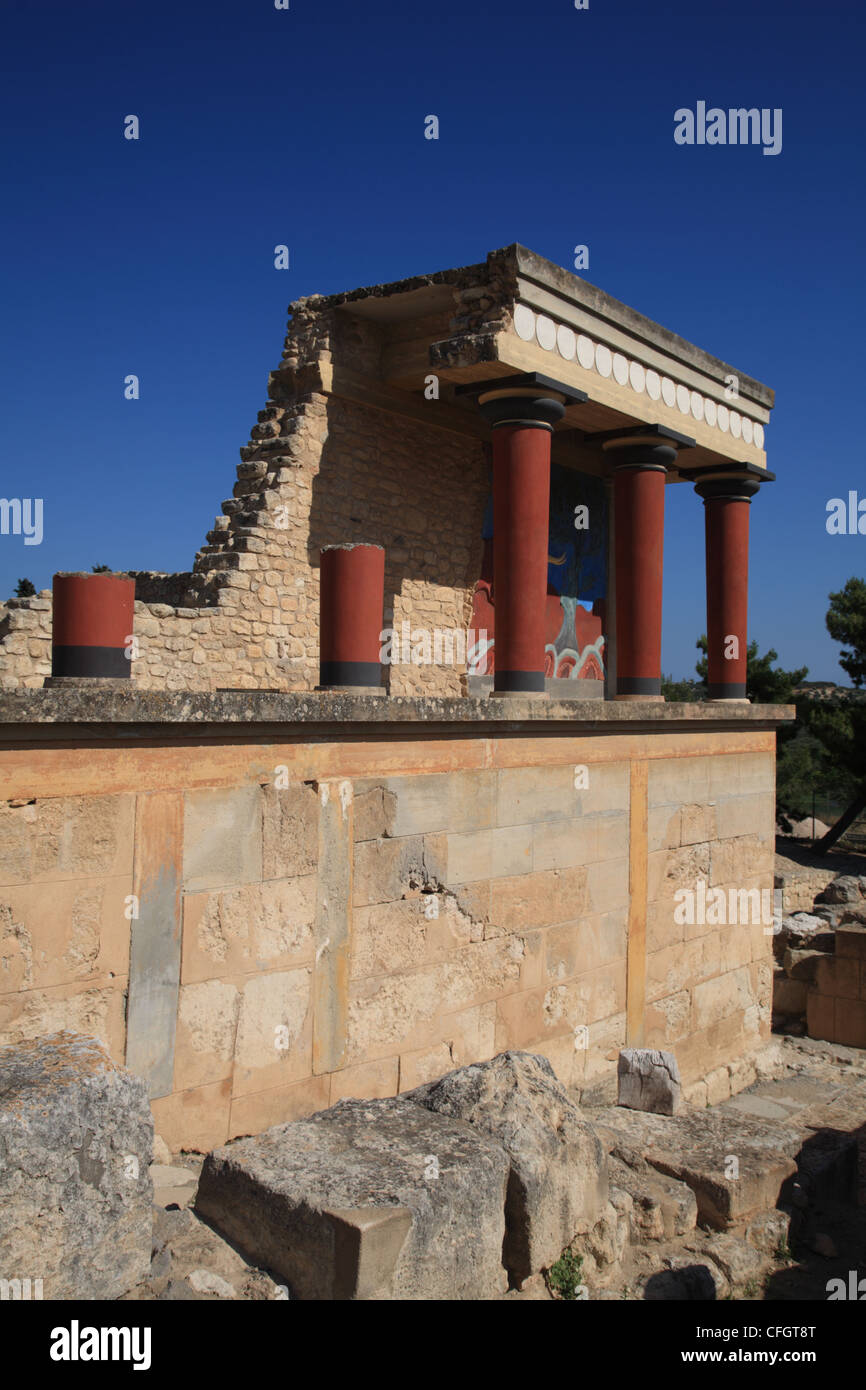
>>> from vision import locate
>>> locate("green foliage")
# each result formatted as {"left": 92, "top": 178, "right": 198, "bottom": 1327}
{"left": 91, "top": 564, "right": 111, "bottom": 573}
{"left": 695, "top": 635, "right": 808, "bottom": 704}
{"left": 547, "top": 1250, "right": 585, "bottom": 1301}
{"left": 775, "top": 726, "right": 858, "bottom": 820}
{"left": 661, "top": 673, "right": 702, "bottom": 702}
{"left": 797, "top": 697, "right": 866, "bottom": 786}
{"left": 826, "top": 577, "right": 866, "bottom": 687}
{"left": 14, "top": 578, "right": 36, "bottom": 597}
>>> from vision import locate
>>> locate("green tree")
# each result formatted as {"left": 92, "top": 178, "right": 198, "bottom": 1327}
{"left": 802, "top": 578, "right": 866, "bottom": 852}
{"left": 826, "top": 577, "right": 866, "bottom": 687}
{"left": 694, "top": 635, "right": 807, "bottom": 704}
{"left": 661, "top": 674, "right": 701, "bottom": 702}
{"left": 14, "top": 578, "right": 36, "bottom": 597}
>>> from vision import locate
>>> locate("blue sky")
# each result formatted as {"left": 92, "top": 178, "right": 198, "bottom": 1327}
{"left": 1, "top": 0, "right": 863, "bottom": 680}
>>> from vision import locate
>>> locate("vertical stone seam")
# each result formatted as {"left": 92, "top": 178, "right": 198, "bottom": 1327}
{"left": 626, "top": 760, "right": 648, "bottom": 1047}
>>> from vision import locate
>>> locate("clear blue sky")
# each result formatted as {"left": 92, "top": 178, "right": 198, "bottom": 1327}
{"left": 1, "top": 0, "right": 863, "bottom": 680}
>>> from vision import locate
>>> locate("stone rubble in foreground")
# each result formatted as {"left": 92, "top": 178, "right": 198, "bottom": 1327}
{"left": 119, "top": 1036, "right": 866, "bottom": 1301}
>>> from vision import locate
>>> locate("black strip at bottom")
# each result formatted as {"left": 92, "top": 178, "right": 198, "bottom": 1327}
{"left": 319, "top": 660, "right": 382, "bottom": 687}
{"left": 616, "top": 676, "right": 661, "bottom": 696}
{"left": 51, "top": 645, "right": 131, "bottom": 678}
{"left": 707, "top": 682, "right": 748, "bottom": 699}
{"left": 493, "top": 669, "right": 546, "bottom": 693}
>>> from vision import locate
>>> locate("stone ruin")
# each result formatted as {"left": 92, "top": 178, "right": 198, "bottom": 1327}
{"left": 3, "top": 1033, "right": 865, "bottom": 1302}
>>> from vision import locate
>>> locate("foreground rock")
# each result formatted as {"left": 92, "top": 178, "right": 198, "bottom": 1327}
{"left": 0, "top": 1032, "right": 153, "bottom": 1299}
{"left": 617, "top": 1048, "right": 682, "bottom": 1116}
{"left": 594, "top": 1104, "right": 798, "bottom": 1229}
{"left": 408, "top": 1051, "right": 607, "bottom": 1283}
{"left": 196, "top": 1096, "right": 510, "bottom": 1300}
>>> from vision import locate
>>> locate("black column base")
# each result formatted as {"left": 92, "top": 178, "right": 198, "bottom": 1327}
{"left": 493, "top": 670, "right": 546, "bottom": 694}
{"left": 51, "top": 646, "right": 130, "bottom": 678}
{"left": 319, "top": 660, "right": 382, "bottom": 688}
{"left": 616, "top": 676, "right": 661, "bottom": 697}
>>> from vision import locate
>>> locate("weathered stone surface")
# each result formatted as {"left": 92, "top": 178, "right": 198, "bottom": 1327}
{"left": 816, "top": 875, "right": 866, "bottom": 906}
{"left": 617, "top": 1047, "right": 682, "bottom": 1116}
{"left": 195, "top": 1096, "right": 510, "bottom": 1300}
{"left": 596, "top": 1105, "right": 799, "bottom": 1230}
{"left": 406, "top": 1051, "right": 607, "bottom": 1282}
{"left": 685, "top": 1232, "right": 768, "bottom": 1289}
{"left": 608, "top": 1144, "right": 697, "bottom": 1242}
{"left": 745, "top": 1207, "right": 791, "bottom": 1254}
{"left": 783, "top": 948, "right": 826, "bottom": 981}
{"left": 0, "top": 1031, "right": 153, "bottom": 1298}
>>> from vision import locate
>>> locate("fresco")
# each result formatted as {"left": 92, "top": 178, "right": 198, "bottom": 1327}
{"left": 469, "top": 464, "right": 607, "bottom": 680}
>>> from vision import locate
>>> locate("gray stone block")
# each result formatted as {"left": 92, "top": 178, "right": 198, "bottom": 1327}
{"left": 407, "top": 1051, "right": 607, "bottom": 1283}
{"left": 195, "top": 1097, "right": 509, "bottom": 1300}
{"left": 617, "top": 1047, "right": 682, "bottom": 1116}
{"left": 0, "top": 1032, "right": 153, "bottom": 1299}
{"left": 182, "top": 785, "right": 262, "bottom": 891}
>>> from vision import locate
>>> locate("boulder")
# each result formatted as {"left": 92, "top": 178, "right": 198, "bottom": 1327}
{"left": 596, "top": 1105, "right": 799, "bottom": 1230}
{"left": 196, "top": 1096, "right": 510, "bottom": 1300}
{"left": 0, "top": 1031, "right": 153, "bottom": 1299}
{"left": 406, "top": 1051, "right": 607, "bottom": 1283}
{"left": 617, "top": 1047, "right": 682, "bottom": 1116}
{"left": 816, "top": 875, "right": 866, "bottom": 905}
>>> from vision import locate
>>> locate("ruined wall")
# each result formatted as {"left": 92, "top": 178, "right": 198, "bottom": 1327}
{"left": 0, "top": 716, "right": 776, "bottom": 1149}
{"left": 0, "top": 301, "right": 490, "bottom": 695}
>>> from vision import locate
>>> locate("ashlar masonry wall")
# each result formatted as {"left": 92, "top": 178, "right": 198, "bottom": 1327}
{"left": 0, "top": 694, "right": 781, "bottom": 1149}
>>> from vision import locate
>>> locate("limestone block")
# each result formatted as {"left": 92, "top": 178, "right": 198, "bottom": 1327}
{"left": 183, "top": 786, "right": 263, "bottom": 892}
{"left": 0, "top": 1032, "right": 153, "bottom": 1298}
{"left": 406, "top": 1051, "right": 607, "bottom": 1284}
{"left": 196, "top": 1096, "right": 510, "bottom": 1300}
{"left": 596, "top": 1104, "right": 799, "bottom": 1230}
{"left": 496, "top": 765, "right": 579, "bottom": 827}
{"left": 692, "top": 966, "right": 753, "bottom": 1032}
{"left": 371, "top": 771, "right": 496, "bottom": 837}
{"left": 704, "top": 1065, "right": 732, "bottom": 1106}
{"left": 445, "top": 825, "right": 532, "bottom": 886}
{"left": 532, "top": 817, "right": 598, "bottom": 872}
{"left": 264, "top": 783, "right": 322, "bottom": 878}
{"left": 617, "top": 1047, "right": 682, "bottom": 1115}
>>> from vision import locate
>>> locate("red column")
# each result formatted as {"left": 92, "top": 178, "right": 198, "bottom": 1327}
{"left": 478, "top": 385, "right": 568, "bottom": 695}
{"left": 611, "top": 446, "right": 675, "bottom": 698}
{"left": 696, "top": 477, "right": 759, "bottom": 699}
{"left": 51, "top": 572, "right": 135, "bottom": 679}
{"left": 319, "top": 543, "right": 385, "bottom": 690}
{"left": 491, "top": 424, "right": 552, "bottom": 693}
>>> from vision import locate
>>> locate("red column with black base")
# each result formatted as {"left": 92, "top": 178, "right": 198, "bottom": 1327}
{"left": 51, "top": 572, "right": 135, "bottom": 679}
{"left": 478, "top": 385, "right": 568, "bottom": 695}
{"left": 696, "top": 476, "right": 759, "bottom": 699}
{"left": 319, "top": 543, "right": 385, "bottom": 691}
{"left": 611, "top": 444, "right": 676, "bottom": 699}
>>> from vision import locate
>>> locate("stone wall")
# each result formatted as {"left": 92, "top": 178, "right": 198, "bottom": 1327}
{"left": 0, "top": 267, "right": 499, "bottom": 697}
{"left": 0, "top": 697, "right": 779, "bottom": 1150}
{"left": 807, "top": 927, "right": 866, "bottom": 1048}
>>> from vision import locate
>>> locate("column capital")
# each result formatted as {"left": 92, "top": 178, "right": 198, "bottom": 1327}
{"left": 594, "top": 422, "right": 694, "bottom": 474}
{"left": 457, "top": 372, "right": 588, "bottom": 431}
{"left": 681, "top": 460, "right": 776, "bottom": 504}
